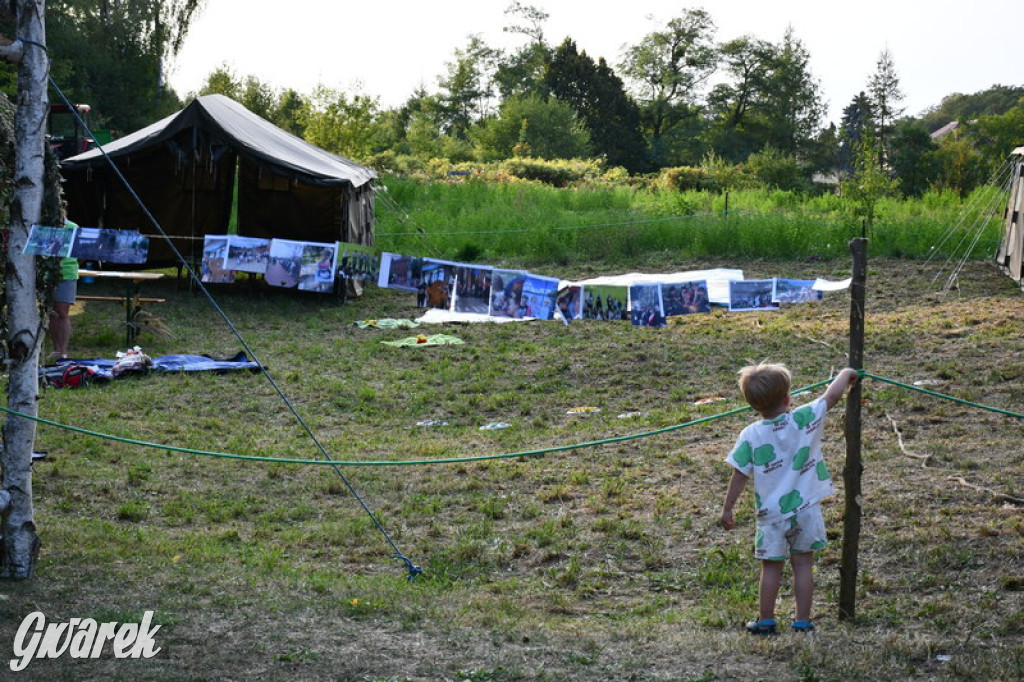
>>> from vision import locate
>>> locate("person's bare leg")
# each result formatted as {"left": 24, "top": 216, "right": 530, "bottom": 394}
{"left": 759, "top": 560, "right": 783, "bottom": 620}
{"left": 49, "top": 302, "right": 71, "bottom": 357}
{"left": 791, "top": 551, "right": 814, "bottom": 622}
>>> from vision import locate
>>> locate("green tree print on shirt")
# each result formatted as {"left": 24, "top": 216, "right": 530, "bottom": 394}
{"left": 779, "top": 489, "right": 804, "bottom": 514}
{"left": 792, "top": 405, "right": 815, "bottom": 429}
{"left": 793, "top": 446, "right": 810, "bottom": 470}
{"left": 733, "top": 440, "right": 753, "bottom": 466}
{"left": 816, "top": 460, "right": 830, "bottom": 481}
{"left": 753, "top": 444, "right": 776, "bottom": 466}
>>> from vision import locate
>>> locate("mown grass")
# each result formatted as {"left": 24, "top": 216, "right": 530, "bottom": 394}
{"left": 0, "top": 218, "right": 1022, "bottom": 678}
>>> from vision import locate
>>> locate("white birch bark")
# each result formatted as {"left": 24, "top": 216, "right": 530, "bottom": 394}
{"left": 1, "top": 0, "right": 47, "bottom": 579}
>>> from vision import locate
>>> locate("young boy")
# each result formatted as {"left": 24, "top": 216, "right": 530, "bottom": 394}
{"left": 720, "top": 363, "right": 858, "bottom": 634}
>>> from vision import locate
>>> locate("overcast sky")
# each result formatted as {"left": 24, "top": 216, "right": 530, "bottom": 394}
{"left": 167, "top": 0, "right": 1023, "bottom": 126}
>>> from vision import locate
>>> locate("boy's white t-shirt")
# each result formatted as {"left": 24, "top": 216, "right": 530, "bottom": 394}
{"left": 725, "top": 397, "right": 834, "bottom": 524}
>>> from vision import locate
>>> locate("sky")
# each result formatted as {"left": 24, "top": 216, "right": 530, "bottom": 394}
{"left": 168, "top": 0, "right": 1023, "bottom": 127}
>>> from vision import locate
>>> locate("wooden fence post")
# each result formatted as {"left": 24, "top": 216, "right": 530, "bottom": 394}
{"left": 839, "top": 237, "right": 868, "bottom": 620}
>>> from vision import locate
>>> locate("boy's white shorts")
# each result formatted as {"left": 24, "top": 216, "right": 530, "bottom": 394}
{"left": 755, "top": 504, "right": 827, "bottom": 561}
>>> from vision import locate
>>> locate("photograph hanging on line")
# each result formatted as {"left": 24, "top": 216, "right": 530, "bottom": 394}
{"left": 773, "top": 278, "right": 824, "bottom": 303}
{"left": 24, "top": 224, "right": 78, "bottom": 258}
{"left": 453, "top": 265, "right": 493, "bottom": 314}
{"left": 201, "top": 235, "right": 234, "bottom": 283}
{"left": 419, "top": 258, "right": 459, "bottom": 310}
{"left": 489, "top": 268, "right": 529, "bottom": 318}
{"left": 630, "top": 283, "right": 666, "bottom": 327}
{"left": 265, "top": 238, "right": 306, "bottom": 288}
{"left": 521, "top": 274, "right": 560, "bottom": 320}
{"left": 298, "top": 242, "right": 338, "bottom": 292}
{"left": 377, "top": 252, "right": 422, "bottom": 292}
{"left": 661, "top": 280, "right": 711, "bottom": 316}
{"left": 555, "top": 285, "right": 582, "bottom": 322}
{"left": 582, "top": 284, "right": 628, "bottom": 321}
{"left": 337, "top": 242, "right": 379, "bottom": 282}
{"left": 226, "top": 236, "right": 271, "bottom": 274}
{"left": 71, "top": 228, "right": 149, "bottom": 264}
{"left": 729, "top": 279, "right": 779, "bottom": 311}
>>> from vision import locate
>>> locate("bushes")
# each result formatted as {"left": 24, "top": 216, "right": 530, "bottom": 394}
{"left": 656, "top": 166, "right": 718, "bottom": 192}
{"left": 498, "top": 158, "right": 605, "bottom": 186}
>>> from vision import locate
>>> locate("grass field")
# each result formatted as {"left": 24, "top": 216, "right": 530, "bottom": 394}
{"left": 0, "top": 249, "right": 1022, "bottom": 680}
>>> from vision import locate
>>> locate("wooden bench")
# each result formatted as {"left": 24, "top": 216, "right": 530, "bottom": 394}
{"left": 76, "top": 294, "right": 166, "bottom": 305}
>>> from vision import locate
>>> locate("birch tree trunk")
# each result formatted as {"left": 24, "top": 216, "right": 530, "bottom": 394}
{"left": 1, "top": 0, "right": 47, "bottom": 579}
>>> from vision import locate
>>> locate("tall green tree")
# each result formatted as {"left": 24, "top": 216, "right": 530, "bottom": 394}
{"left": 543, "top": 38, "right": 646, "bottom": 171}
{"left": 758, "top": 27, "right": 825, "bottom": 158}
{"left": 888, "top": 120, "right": 938, "bottom": 197}
{"left": 970, "top": 103, "right": 1024, "bottom": 163}
{"left": 493, "top": 2, "right": 551, "bottom": 99}
{"left": 437, "top": 34, "right": 501, "bottom": 139}
{"left": 300, "top": 85, "right": 383, "bottom": 162}
{"left": 841, "top": 130, "right": 899, "bottom": 234}
{"left": 836, "top": 92, "right": 874, "bottom": 176}
{"left": 704, "top": 35, "right": 777, "bottom": 162}
{"left": 866, "top": 48, "right": 905, "bottom": 163}
{"left": 196, "top": 63, "right": 241, "bottom": 101}
{"left": 618, "top": 8, "right": 717, "bottom": 167}
{"left": 273, "top": 88, "right": 306, "bottom": 138}
{"left": 470, "top": 93, "right": 591, "bottom": 161}
{"left": 47, "top": 0, "right": 205, "bottom": 132}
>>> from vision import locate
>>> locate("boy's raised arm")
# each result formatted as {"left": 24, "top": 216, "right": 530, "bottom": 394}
{"left": 823, "top": 367, "right": 859, "bottom": 409}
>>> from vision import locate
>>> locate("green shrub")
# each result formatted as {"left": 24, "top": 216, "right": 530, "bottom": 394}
{"left": 657, "top": 166, "right": 717, "bottom": 192}
{"left": 499, "top": 157, "right": 605, "bottom": 186}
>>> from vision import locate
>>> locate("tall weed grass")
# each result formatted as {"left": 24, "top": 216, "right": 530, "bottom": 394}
{"left": 375, "top": 178, "right": 1004, "bottom": 267}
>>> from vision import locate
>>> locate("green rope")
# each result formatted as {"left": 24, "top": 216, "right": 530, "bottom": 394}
{"left": 863, "top": 372, "right": 1024, "bottom": 419}
{"left": 1, "top": 379, "right": 835, "bottom": 467}
{"left": 8, "top": 374, "right": 1016, "bottom": 468}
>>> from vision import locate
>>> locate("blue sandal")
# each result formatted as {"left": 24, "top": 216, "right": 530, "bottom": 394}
{"left": 745, "top": 618, "right": 777, "bottom": 635}
{"left": 792, "top": 620, "right": 815, "bottom": 632}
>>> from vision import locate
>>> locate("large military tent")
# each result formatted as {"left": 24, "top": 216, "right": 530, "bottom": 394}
{"left": 61, "top": 94, "right": 376, "bottom": 268}
{"left": 996, "top": 146, "right": 1024, "bottom": 291}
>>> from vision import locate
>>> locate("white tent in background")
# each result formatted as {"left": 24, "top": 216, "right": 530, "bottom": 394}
{"left": 995, "top": 146, "right": 1024, "bottom": 291}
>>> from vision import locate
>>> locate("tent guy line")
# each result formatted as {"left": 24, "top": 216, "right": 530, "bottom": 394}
{"left": 19, "top": 374, "right": 1022, "bottom": 468}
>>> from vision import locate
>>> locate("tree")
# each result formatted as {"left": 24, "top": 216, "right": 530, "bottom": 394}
{"left": 300, "top": 85, "right": 384, "bottom": 162}
{"left": 543, "top": 38, "right": 646, "bottom": 171}
{"left": 437, "top": 34, "right": 501, "bottom": 139}
{"left": 273, "top": 88, "right": 306, "bottom": 138}
{"left": 841, "top": 131, "right": 899, "bottom": 234}
{"left": 836, "top": 92, "right": 874, "bottom": 176}
{"left": 46, "top": 0, "right": 206, "bottom": 132}
{"left": 758, "top": 27, "right": 825, "bottom": 158}
{"left": 470, "top": 93, "right": 591, "bottom": 161}
{"left": 866, "top": 48, "right": 905, "bottom": 163}
{"left": 970, "top": 104, "right": 1024, "bottom": 164}
{"left": 1, "top": 0, "right": 62, "bottom": 579}
{"left": 917, "top": 84, "right": 1024, "bottom": 133}
{"left": 197, "top": 63, "right": 242, "bottom": 100}
{"left": 888, "top": 120, "right": 938, "bottom": 197}
{"left": 492, "top": 2, "right": 550, "bottom": 100}
{"left": 929, "top": 130, "right": 989, "bottom": 197}
{"left": 704, "top": 36, "right": 777, "bottom": 163}
{"left": 618, "top": 8, "right": 717, "bottom": 166}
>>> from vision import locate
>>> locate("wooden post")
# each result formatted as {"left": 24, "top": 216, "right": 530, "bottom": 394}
{"left": 839, "top": 237, "right": 868, "bottom": 620}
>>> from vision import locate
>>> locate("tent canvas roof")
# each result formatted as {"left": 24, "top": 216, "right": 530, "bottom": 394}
{"left": 64, "top": 93, "right": 375, "bottom": 188}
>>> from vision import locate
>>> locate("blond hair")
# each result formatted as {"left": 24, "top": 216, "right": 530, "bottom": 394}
{"left": 737, "top": 363, "right": 791, "bottom": 415}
